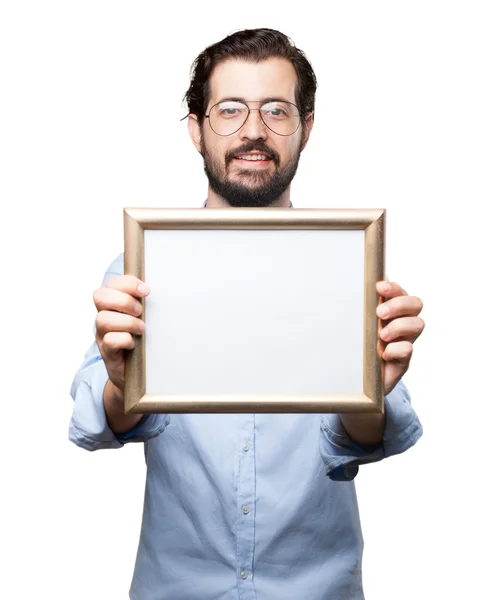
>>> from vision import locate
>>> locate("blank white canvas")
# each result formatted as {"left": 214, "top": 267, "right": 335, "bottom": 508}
{"left": 144, "top": 229, "right": 365, "bottom": 395}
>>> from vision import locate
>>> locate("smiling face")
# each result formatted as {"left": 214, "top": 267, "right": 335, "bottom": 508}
{"left": 188, "top": 58, "right": 313, "bottom": 207}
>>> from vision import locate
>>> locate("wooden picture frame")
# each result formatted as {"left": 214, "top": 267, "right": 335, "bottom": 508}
{"left": 124, "top": 207, "right": 385, "bottom": 414}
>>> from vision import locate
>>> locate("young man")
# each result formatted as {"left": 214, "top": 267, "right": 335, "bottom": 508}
{"left": 70, "top": 28, "right": 424, "bottom": 600}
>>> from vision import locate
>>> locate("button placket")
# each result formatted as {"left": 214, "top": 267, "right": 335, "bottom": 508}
{"left": 236, "top": 415, "right": 257, "bottom": 599}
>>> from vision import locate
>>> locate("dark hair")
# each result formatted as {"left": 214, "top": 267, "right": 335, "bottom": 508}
{"left": 184, "top": 28, "right": 317, "bottom": 126}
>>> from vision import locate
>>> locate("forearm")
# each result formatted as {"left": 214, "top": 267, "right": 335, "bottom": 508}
{"left": 104, "top": 379, "right": 144, "bottom": 435}
{"left": 339, "top": 412, "right": 386, "bottom": 447}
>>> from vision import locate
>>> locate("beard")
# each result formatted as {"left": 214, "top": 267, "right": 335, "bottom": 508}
{"left": 201, "top": 137, "right": 301, "bottom": 207}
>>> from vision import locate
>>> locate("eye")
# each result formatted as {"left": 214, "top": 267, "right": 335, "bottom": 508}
{"left": 261, "top": 102, "right": 292, "bottom": 119}
{"left": 215, "top": 101, "right": 248, "bottom": 119}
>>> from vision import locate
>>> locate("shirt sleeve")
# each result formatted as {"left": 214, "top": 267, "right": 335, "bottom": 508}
{"left": 320, "top": 378, "right": 423, "bottom": 481}
{"left": 68, "top": 253, "right": 170, "bottom": 451}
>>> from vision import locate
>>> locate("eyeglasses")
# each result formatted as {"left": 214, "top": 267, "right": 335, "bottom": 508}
{"left": 204, "top": 100, "right": 302, "bottom": 137}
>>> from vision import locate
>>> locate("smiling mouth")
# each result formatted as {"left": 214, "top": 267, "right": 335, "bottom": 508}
{"left": 232, "top": 152, "right": 273, "bottom": 167}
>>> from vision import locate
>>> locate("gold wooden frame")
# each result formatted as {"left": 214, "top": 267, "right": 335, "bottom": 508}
{"left": 124, "top": 207, "right": 385, "bottom": 414}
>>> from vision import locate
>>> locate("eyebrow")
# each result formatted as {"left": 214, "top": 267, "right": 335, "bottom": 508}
{"left": 216, "top": 96, "right": 293, "bottom": 104}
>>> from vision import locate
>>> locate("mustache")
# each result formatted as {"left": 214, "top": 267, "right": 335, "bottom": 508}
{"left": 225, "top": 142, "right": 280, "bottom": 166}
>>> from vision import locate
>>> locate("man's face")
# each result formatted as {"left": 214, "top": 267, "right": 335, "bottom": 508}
{"left": 189, "top": 58, "right": 312, "bottom": 207}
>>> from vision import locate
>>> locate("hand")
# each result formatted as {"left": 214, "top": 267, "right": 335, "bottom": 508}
{"left": 93, "top": 275, "right": 150, "bottom": 394}
{"left": 376, "top": 281, "right": 425, "bottom": 396}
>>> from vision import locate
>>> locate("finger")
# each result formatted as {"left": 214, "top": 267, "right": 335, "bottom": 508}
{"left": 96, "top": 310, "right": 145, "bottom": 337}
{"left": 382, "top": 340, "right": 413, "bottom": 365}
{"left": 380, "top": 316, "right": 425, "bottom": 343}
{"left": 100, "top": 331, "right": 136, "bottom": 359}
{"left": 377, "top": 337, "right": 386, "bottom": 360}
{"left": 105, "top": 275, "right": 151, "bottom": 297}
{"left": 93, "top": 287, "right": 143, "bottom": 316}
{"left": 376, "top": 281, "right": 408, "bottom": 298}
{"left": 376, "top": 295, "right": 424, "bottom": 320}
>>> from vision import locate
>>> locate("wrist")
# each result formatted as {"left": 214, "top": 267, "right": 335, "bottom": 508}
{"left": 104, "top": 379, "right": 124, "bottom": 410}
{"left": 339, "top": 412, "right": 386, "bottom": 447}
{"left": 104, "top": 378, "right": 144, "bottom": 435}
{"left": 103, "top": 379, "right": 125, "bottom": 417}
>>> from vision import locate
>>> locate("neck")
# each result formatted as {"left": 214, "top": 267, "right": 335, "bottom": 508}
{"left": 205, "top": 187, "right": 292, "bottom": 208}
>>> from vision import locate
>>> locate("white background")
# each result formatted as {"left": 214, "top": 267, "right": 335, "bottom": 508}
{"left": 1, "top": 1, "right": 477, "bottom": 598}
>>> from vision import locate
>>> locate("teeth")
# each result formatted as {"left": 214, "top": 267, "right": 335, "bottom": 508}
{"left": 237, "top": 154, "right": 268, "bottom": 161}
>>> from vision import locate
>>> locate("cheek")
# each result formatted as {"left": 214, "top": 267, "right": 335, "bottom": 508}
{"left": 289, "top": 136, "right": 303, "bottom": 158}
{"left": 204, "top": 132, "right": 229, "bottom": 161}
{"left": 277, "top": 141, "right": 298, "bottom": 165}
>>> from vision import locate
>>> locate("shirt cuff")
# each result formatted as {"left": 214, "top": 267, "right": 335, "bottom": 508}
{"left": 114, "top": 413, "right": 170, "bottom": 443}
{"left": 320, "top": 379, "right": 423, "bottom": 479}
{"left": 69, "top": 357, "right": 169, "bottom": 451}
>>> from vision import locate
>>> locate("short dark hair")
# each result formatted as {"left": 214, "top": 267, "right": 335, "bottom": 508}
{"left": 184, "top": 28, "right": 317, "bottom": 126}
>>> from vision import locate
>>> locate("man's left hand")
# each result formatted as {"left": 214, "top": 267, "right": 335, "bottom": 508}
{"left": 376, "top": 281, "right": 425, "bottom": 397}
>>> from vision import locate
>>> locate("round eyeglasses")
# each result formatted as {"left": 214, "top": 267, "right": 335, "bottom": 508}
{"left": 205, "top": 100, "right": 302, "bottom": 137}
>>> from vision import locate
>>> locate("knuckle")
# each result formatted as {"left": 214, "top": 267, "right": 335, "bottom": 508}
{"left": 92, "top": 288, "right": 103, "bottom": 307}
{"left": 103, "top": 330, "right": 134, "bottom": 351}
{"left": 95, "top": 311, "right": 111, "bottom": 335}
{"left": 102, "top": 331, "right": 115, "bottom": 347}
{"left": 99, "top": 335, "right": 113, "bottom": 357}
{"left": 95, "top": 331, "right": 102, "bottom": 348}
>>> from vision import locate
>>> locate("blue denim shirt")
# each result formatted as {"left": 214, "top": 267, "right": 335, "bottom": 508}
{"left": 69, "top": 251, "right": 423, "bottom": 600}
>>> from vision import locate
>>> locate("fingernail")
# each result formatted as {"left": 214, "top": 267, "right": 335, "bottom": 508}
{"left": 137, "top": 283, "right": 150, "bottom": 295}
{"left": 377, "top": 305, "right": 389, "bottom": 318}
{"left": 381, "top": 327, "right": 389, "bottom": 340}
{"left": 138, "top": 320, "right": 145, "bottom": 333}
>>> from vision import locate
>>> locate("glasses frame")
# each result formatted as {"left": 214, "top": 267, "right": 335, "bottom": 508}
{"left": 204, "top": 100, "right": 304, "bottom": 137}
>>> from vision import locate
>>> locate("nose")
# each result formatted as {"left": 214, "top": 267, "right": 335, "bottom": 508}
{"left": 239, "top": 108, "right": 267, "bottom": 141}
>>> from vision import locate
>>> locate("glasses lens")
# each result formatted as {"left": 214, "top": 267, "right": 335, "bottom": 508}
{"left": 260, "top": 101, "right": 300, "bottom": 135}
{"left": 209, "top": 101, "right": 249, "bottom": 135}
{"left": 208, "top": 100, "right": 301, "bottom": 136}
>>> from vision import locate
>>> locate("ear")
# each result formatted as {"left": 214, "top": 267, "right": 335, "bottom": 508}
{"left": 188, "top": 114, "right": 203, "bottom": 153}
{"left": 300, "top": 112, "right": 314, "bottom": 152}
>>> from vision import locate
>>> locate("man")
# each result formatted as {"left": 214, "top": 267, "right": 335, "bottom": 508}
{"left": 70, "top": 28, "right": 425, "bottom": 600}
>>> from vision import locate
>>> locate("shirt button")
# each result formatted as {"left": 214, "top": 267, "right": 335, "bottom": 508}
{"left": 242, "top": 505, "right": 250, "bottom": 515}
{"left": 240, "top": 571, "right": 248, "bottom": 580}
{"left": 242, "top": 443, "right": 250, "bottom": 452}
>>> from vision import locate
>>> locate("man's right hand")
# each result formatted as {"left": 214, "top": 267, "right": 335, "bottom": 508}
{"left": 93, "top": 275, "right": 150, "bottom": 396}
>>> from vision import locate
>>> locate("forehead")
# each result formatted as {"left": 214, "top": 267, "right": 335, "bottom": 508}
{"left": 208, "top": 58, "right": 297, "bottom": 105}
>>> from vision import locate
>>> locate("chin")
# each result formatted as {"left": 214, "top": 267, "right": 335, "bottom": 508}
{"left": 231, "top": 172, "right": 272, "bottom": 186}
